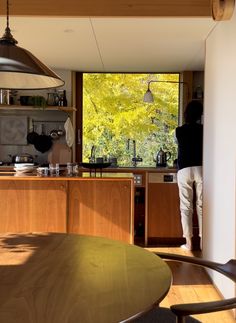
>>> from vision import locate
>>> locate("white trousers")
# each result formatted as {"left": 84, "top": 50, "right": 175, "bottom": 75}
{"left": 177, "top": 166, "right": 203, "bottom": 238}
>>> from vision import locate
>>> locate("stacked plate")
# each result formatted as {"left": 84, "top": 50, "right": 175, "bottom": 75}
{"left": 14, "top": 163, "right": 37, "bottom": 175}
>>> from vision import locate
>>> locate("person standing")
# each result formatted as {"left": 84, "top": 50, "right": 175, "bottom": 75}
{"left": 175, "top": 100, "right": 203, "bottom": 250}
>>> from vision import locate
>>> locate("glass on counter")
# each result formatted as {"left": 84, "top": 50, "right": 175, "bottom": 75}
{"left": 66, "top": 163, "right": 80, "bottom": 177}
{"left": 36, "top": 163, "right": 80, "bottom": 177}
{"left": 73, "top": 164, "right": 79, "bottom": 176}
{"left": 37, "top": 167, "right": 49, "bottom": 177}
{"left": 49, "top": 163, "right": 60, "bottom": 176}
{"left": 66, "top": 163, "right": 73, "bottom": 177}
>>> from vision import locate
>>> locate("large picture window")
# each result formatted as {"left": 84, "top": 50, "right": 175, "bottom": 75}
{"left": 82, "top": 73, "right": 179, "bottom": 167}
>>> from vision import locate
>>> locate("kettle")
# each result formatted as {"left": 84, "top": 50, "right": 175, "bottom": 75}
{"left": 154, "top": 148, "right": 171, "bottom": 167}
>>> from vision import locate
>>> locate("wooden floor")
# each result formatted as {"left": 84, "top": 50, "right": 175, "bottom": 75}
{"left": 146, "top": 247, "right": 235, "bottom": 323}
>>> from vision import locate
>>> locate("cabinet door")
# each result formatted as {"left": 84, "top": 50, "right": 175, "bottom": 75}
{"left": 0, "top": 180, "right": 67, "bottom": 233}
{"left": 29, "top": 181, "right": 67, "bottom": 232}
{"left": 148, "top": 183, "right": 182, "bottom": 238}
{"left": 68, "top": 180, "right": 133, "bottom": 243}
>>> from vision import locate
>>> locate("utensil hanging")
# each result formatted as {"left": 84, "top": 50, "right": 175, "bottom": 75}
{"left": 50, "top": 129, "right": 60, "bottom": 140}
{"left": 64, "top": 117, "right": 74, "bottom": 148}
{"left": 27, "top": 120, "right": 39, "bottom": 144}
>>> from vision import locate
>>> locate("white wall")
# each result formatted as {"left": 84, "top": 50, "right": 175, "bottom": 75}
{"left": 204, "top": 10, "right": 236, "bottom": 299}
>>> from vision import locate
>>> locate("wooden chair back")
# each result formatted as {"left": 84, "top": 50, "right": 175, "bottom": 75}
{"left": 156, "top": 252, "right": 236, "bottom": 323}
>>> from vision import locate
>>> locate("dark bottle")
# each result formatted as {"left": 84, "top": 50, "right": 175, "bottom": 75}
{"left": 58, "top": 90, "right": 68, "bottom": 107}
{"left": 62, "top": 90, "right": 67, "bottom": 107}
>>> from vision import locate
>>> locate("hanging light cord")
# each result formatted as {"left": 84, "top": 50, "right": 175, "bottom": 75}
{"left": 0, "top": 0, "right": 17, "bottom": 44}
{"left": 6, "top": 0, "right": 9, "bottom": 29}
{"left": 5, "top": 0, "right": 11, "bottom": 36}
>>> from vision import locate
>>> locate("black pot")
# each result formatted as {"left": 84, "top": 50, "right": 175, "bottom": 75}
{"left": 9, "top": 153, "right": 34, "bottom": 163}
{"left": 20, "top": 96, "right": 31, "bottom": 106}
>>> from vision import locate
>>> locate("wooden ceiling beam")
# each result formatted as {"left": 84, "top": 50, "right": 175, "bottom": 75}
{"left": 0, "top": 0, "right": 212, "bottom": 17}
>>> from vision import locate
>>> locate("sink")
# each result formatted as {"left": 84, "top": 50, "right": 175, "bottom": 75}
{"left": 116, "top": 166, "right": 156, "bottom": 169}
{"left": 115, "top": 166, "right": 177, "bottom": 170}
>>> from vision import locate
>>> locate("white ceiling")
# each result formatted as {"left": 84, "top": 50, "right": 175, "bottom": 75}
{"left": 0, "top": 17, "right": 217, "bottom": 72}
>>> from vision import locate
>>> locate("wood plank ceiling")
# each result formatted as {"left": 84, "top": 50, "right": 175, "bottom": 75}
{"left": 2, "top": 0, "right": 212, "bottom": 17}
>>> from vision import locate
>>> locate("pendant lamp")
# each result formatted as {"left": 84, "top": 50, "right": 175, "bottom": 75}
{"left": 0, "top": 0, "right": 64, "bottom": 89}
{"left": 143, "top": 83, "right": 154, "bottom": 103}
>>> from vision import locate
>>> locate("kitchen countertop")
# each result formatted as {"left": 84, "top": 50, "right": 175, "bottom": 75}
{"left": 81, "top": 166, "right": 177, "bottom": 172}
{"left": 0, "top": 165, "right": 178, "bottom": 175}
{"left": 0, "top": 172, "right": 134, "bottom": 180}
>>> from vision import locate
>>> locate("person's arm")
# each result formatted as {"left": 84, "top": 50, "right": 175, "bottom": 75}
{"left": 174, "top": 128, "right": 178, "bottom": 144}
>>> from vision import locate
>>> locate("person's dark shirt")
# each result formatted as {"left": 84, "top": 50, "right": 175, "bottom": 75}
{"left": 175, "top": 123, "right": 203, "bottom": 170}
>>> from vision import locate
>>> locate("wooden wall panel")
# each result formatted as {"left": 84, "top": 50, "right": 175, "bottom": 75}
{"left": 6, "top": 0, "right": 211, "bottom": 17}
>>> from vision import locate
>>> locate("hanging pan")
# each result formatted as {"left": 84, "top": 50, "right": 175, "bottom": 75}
{"left": 34, "top": 124, "right": 53, "bottom": 153}
{"left": 27, "top": 124, "right": 39, "bottom": 144}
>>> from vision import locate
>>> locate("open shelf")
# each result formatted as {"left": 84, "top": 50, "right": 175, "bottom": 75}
{"left": 0, "top": 105, "right": 76, "bottom": 112}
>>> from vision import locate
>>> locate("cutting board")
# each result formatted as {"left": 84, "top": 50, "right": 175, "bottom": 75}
{"left": 48, "top": 141, "right": 72, "bottom": 164}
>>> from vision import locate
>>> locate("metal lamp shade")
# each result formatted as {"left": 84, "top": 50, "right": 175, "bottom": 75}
{"left": 143, "top": 89, "right": 154, "bottom": 103}
{"left": 0, "top": 43, "right": 64, "bottom": 89}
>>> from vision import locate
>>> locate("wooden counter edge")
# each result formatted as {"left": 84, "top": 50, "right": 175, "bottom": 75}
{"left": 0, "top": 174, "right": 134, "bottom": 181}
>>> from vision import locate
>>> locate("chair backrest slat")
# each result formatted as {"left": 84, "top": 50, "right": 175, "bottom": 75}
{"left": 155, "top": 252, "right": 236, "bottom": 322}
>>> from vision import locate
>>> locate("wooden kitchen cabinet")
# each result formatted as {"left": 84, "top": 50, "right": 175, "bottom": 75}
{"left": 0, "top": 180, "right": 67, "bottom": 233}
{"left": 147, "top": 173, "right": 183, "bottom": 245}
{"left": 95, "top": 168, "right": 184, "bottom": 246}
{"left": 68, "top": 180, "right": 133, "bottom": 243}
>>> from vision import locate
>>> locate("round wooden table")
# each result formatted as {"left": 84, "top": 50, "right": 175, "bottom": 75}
{"left": 0, "top": 233, "right": 172, "bottom": 323}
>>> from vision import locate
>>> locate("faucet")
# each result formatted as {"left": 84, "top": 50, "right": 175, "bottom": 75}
{"left": 132, "top": 140, "right": 137, "bottom": 166}
{"left": 127, "top": 139, "right": 143, "bottom": 167}
{"left": 89, "top": 145, "right": 96, "bottom": 163}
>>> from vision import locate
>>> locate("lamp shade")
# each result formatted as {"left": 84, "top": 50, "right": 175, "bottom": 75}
{"left": 0, "top": 42, "right": 64, "bottom": 89}
{"left": 143, "top": 89, "right": 154, "bottom": 103}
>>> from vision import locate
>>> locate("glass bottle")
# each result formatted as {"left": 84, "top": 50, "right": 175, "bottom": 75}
{"left": 58, "top": 90, "right": 67, "bottom": 107}
{"left": 46, "top": 93, "right": 56, "bottom": 106}
{"left": 62, "top": 90, "right": 67, "bottom": 107}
